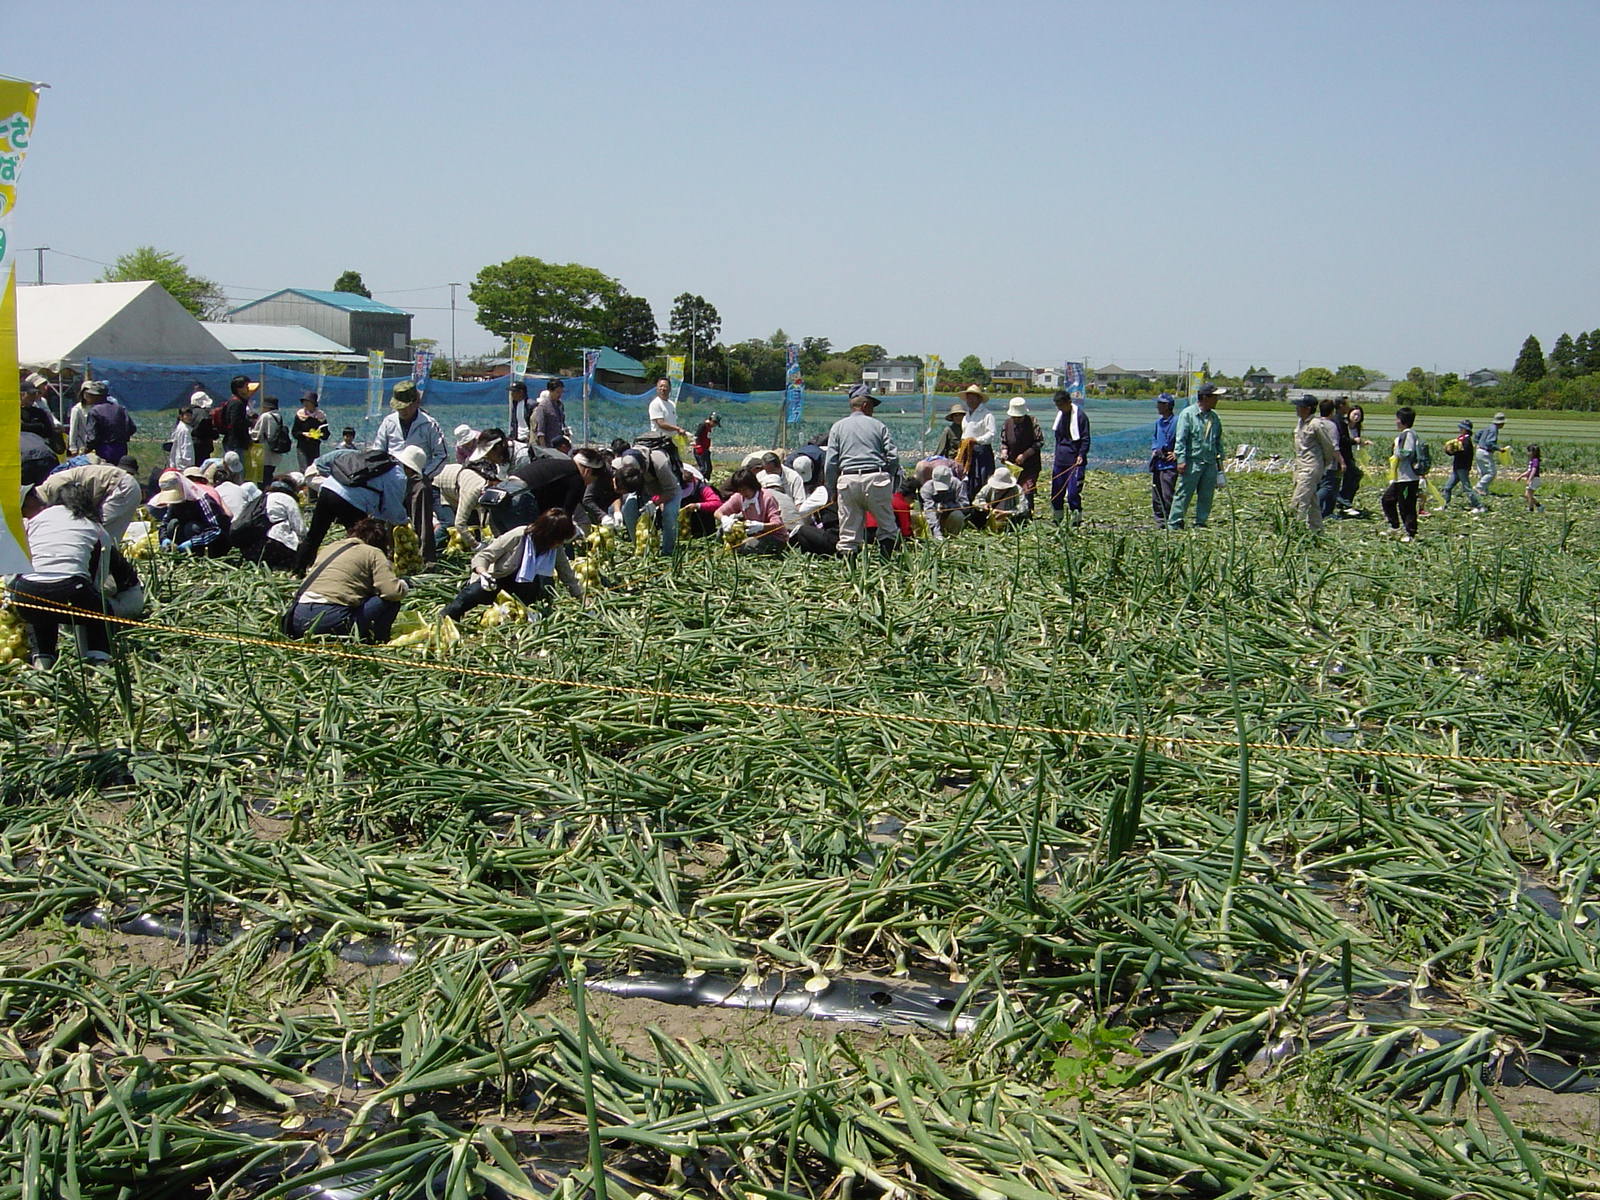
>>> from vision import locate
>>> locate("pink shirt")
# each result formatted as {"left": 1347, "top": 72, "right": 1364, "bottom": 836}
{"left": 715, "top": 489, "right": 789, "bottom": 545}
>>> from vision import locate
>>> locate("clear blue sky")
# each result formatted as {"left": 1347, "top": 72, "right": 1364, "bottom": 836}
{"left": 12, "top": 0, "right": 1598, "bottom": 378}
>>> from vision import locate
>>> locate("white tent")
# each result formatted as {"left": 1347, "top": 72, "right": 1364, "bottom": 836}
{"left": 18, "top": 281, "right": 237, "bottom": 369}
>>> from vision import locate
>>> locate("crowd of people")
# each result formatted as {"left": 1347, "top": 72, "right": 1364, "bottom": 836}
{"left": 5, "top": 368, "right": 1553, "bottom": 667}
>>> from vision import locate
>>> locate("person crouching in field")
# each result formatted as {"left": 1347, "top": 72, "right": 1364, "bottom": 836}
{"left": 441, "top": 508, "right": 584, "bottom": 621}
{"left": 288, "top": 518, "right": 410, "bottom": 643}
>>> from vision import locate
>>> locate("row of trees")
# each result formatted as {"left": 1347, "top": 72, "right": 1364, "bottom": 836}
{"left": 466, "top": 255, "right": 1009, "bottom": 393}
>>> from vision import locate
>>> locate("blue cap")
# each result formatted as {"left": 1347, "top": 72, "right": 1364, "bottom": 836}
{"left": 1156, "top": 392, "right": 1174, "bottom": 406}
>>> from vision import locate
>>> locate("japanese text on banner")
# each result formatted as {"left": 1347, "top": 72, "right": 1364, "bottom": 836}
{"left": 0, "top": 81, "right": 41, "bottom": 574}
{"left": 783, "top": 344, "right": 803, "bottom": 423}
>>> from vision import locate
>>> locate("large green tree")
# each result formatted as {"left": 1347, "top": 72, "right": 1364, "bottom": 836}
{"left": 1549, "top": 332, "right": 1577, "bottom": 377}
{"left": 1584, "top": 329, "right": 1600, "bottom": 374}
{"left": 601, "top": 293, "right": 659, "bottom": 361}
{"left": 799, "top": 336, "right": 832, "bottom": 374}
{"left": 469, "top": 257, "right": 621, "bottom": 369}
{"left": 1332, "top": 364, "right": 1382, "bottom": 389}
{"left": 1295, "top": 366, "right": 1335, "bottom": 389}
{"left": 956, "top": 355, "right": 990, "bottom": 386}
{"left": 729, "top": 338, "right": 786, "bottom": 390}
{"left": 333, "top": 269, "right": 371, "bottom": 298}
{"left": 1512, "top": 334, "right": 1546, "bottom": 383}
{"left": 100, "top": 246, "right": 226, "bottom": 319}
{"left": 666, "top": 293, "right": 721, "bottom": 358}
{"left": 843, "top": 343, "right": 887, "bottom": 367}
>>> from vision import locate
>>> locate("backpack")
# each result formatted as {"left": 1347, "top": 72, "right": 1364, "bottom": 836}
{"left": 1412, "top": 436, "right": 1432, "bottom": 476}
{"left": 210, "top": 405, "right": 228, "bottom": 434}
{"left": 478, "top": 477, "right": 536, "bottom": 536}
{"left": 327, "top": 448, "right": 395, "bottom": 489}
{"left": 265, "top": 413, "right": 291, "bottom": 455}
{"left": 230, "top": 491, "right": 269, "bottom": 542}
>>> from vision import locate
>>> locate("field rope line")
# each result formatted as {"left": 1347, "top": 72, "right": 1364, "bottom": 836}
{"left": 7, "top": 594, "right": 1598, "bottom": 773}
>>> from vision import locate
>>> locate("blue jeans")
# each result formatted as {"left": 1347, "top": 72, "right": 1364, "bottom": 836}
{"left": 1442, "top": 466, "right": 1480, "bottom": 508}
{"left": 291, "top": 596, "right": 400, "bottom": 644}
{"left": 622, "top": 490, "right": 681, "bottom": 555}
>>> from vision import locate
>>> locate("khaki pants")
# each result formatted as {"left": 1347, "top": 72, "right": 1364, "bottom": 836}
{"left": 835, "top": 471, "right": 898, "bottom": 554}
{"left": 1291, "top": 464, "right": 1323, "bottom": 530}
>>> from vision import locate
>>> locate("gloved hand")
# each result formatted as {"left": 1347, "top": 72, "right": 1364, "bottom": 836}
{"left": 175, "top": 540, "right": 193, "bottom": 552}
{"left": 159, "top": 538, "right": 174, "bottom": 550}
{"left": 719, "top": 514, "right": 738, "bottom": 533}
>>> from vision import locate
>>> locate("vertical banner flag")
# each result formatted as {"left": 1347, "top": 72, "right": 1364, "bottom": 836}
{"left": 508, "top": 334, "right": 533, "bottom": 436}
{"left": 366, "top": 351, "right": 385, "bottom": 422}
{"left": 1063, "top": 362, "right": 1086, "bottom": 401}
{"left": 1, "top": 82, "right": 40, "bottom": 574}
{"left": 783, "top": 344, "right": 803, "bottom": 424}
{"left": 1190, "top": 369, "right": 1205, "bottom": 400}
{"left": 412, "top": 349, "right": 435, "bottom": 391}
{"left": 666, "top": 355, "right": 685, "bottom": 406}
{"left": 582, "top": 348, "right": 601, "bottom": 445}
{"left": 922, "top": 354, "right": 942, "bottom": 450}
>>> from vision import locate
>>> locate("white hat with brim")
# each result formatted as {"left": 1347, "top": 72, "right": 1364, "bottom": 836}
{"left": 988, "top": 467, "right": 1020, "bottom": 491}
{"left": 147, "top": 471, "right": 188, "bottom": 508}
{"left": 393, "top": 446, "right": 428, "bottom": 475}
{"left": 1006, "top": 397, "right": 1028, "bottom": 417}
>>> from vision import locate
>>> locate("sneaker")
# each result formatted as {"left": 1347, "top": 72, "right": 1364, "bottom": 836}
{"left": 29, "top": 655, "right": 56, "bottom": 670}
{"left": 1400, "top": 535, "right": 1415, "bottom": 543}
{"left": 1343, "top": 507, "right": 1361, "bottom": 517}
{"left": 83, "top": 651, "right": 114, "bottom": 666}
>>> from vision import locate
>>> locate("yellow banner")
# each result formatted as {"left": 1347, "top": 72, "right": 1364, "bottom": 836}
{"left": 509, "top": 333, "right": 533, "bottom": 379}
{"left": 0, "top": 81, "right": 41, "bottom": 574}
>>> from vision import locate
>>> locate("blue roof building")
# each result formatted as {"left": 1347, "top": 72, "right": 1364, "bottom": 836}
{"left": 226, "top": 288, "right": 414, "bottom": 361}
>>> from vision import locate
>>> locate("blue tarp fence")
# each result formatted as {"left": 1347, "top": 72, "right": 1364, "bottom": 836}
{"left": 84, "top": 357, "right": 1165, "bottom": 471}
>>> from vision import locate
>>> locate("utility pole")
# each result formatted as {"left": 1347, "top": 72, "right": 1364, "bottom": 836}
{"left": 19, "top": 246, "right": 46, "bottom": 284}
{"left": 448, "top": 283, "right": 461, "bottom": 380}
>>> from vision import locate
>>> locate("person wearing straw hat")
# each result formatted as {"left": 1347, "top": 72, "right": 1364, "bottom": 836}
{"left": 1049, "top": 389, "right": 1092, "bottom": 526}
{"left": 974, "top": 465, "right": 1025, "bottom": 528}
{"left": 1473, "top": 412, "right": 1507, "bottom": 503}
{"left": 934, "top": 402, "right": 967, "bottom": 460}
{"left": 148, "top": 468, "right": 232, "bottom": 557}
{"left": 959, "top": 385, "right": 996, "bottom": 494}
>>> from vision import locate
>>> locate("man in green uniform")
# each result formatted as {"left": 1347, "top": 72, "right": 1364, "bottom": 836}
{"left": 1167, "top": 383, "right": 1225, "bottom": 530}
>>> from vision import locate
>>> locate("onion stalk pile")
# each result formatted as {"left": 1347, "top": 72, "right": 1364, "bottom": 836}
{"left": 2, "top": 472, "right": 1598, "bottom": 1197}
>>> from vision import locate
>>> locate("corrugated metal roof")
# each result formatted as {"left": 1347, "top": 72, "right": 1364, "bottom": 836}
{"left": 228, "top": 288, "right": 413, "bottom": 316}
{"left": 203, "top": 321, "right": 356, "bottom": 356}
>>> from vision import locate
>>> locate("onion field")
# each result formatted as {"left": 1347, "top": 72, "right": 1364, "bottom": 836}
{"left": 5, "top": 470, "right": 1600, "bottom": 1199}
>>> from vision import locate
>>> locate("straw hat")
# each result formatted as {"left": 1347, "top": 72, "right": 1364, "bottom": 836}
{"left": 148, "top": 470, "right": 188, "bottom": 508}
{"left": 963, "top": 384, "right": 986, "bottom": 398}
{"left": 393, "top": 446, "right": 428, "bottom": 475}
{"left": 987, "top": 467, "right": 1019, "bottom": 492}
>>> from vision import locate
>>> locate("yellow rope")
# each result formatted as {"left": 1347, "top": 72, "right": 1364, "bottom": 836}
{"left": 5, "top": 594, "right": 1595, "bottom": 773}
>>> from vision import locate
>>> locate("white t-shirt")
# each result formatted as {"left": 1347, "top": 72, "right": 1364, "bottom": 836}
{"left": 265, "top": 492, "right": 304, "bottom": 549}
{"left": 214, "top": 480, "right": 259, "bottom": 519}
{"left": 648, "top": 395, "right": 678, "bottom": 433}
{"left": 22, "top": 508, "right": 111, "bottom": 583}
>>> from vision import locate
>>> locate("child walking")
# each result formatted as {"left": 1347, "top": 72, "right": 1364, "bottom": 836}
{"left": 1519, "top": 444, "right": 1543, "bottom": 512}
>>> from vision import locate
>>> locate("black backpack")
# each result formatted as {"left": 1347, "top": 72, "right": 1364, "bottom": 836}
{"left": 230, "top": 492, "right": 269, "bottom": 542}
{"left": 327, "top": 448, "right": 395, "bottom": 489}
{"left": 266, "top": 413, "right": 291, "bottom": 455}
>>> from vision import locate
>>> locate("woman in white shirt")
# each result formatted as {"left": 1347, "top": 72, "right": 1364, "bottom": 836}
{"left": 960, "top": 385, "right": 996, "bottom": 493}
{"left": 10, "top": 482, "right": 117, "bottom": 668}
{"left": 440, "top": 508, "right": 584, "bottom": 621}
